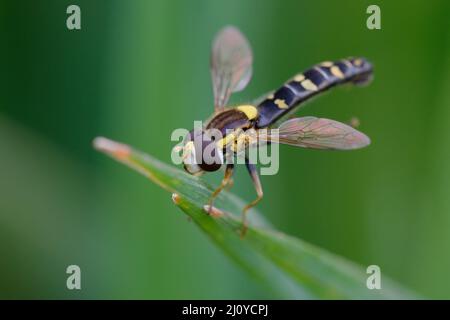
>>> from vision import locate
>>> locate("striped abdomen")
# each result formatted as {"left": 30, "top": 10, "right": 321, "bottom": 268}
{"left": 255, "top": 57, "right": 373, "bottom": 128}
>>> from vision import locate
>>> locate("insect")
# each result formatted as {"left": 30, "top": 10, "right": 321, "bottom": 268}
{"left": 176, "top": 26, "right": 373, "bottom": 234}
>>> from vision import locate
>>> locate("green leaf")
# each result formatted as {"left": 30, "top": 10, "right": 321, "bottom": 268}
{"left": 93, "top": 137, "right": 418, "bottom": 299}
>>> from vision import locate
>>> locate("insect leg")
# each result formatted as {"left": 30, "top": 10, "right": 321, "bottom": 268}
{"left": 206, "top": 164, "right": 234, "bottom": 214}
{"left": 241, "top": 160, "right": 264, "bottom": 236}
{"left": 225, "top": 176, "right": 234, "bottom": 190}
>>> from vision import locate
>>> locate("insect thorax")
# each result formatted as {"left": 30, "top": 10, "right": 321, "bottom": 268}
{"left": 206, "top": 105, "right": 259, "bottom": 156}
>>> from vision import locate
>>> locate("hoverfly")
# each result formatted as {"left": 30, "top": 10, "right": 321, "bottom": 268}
{"left": 176, "top": 26, "right": 372, "bottom": 234}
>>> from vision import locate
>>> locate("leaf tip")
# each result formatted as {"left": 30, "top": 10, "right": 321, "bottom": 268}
{"left": 93, "top": 136, "right": 131, "bottom": 160}
{"left": 172, "top": 193, "right": 181, "bottom": 205}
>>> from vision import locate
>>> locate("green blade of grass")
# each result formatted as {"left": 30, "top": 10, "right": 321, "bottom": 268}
{"left": 93, "top": 136, "right": 418, "bottom": 299}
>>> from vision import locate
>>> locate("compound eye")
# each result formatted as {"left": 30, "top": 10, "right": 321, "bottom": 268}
{"left": 183, "top": 128, "right": 223, "bottom": 172}
{"left": 199, "top": 152, "right": 222, "bottom": 171}
{"left": 198, "top": 134, "right": 223, "bottom": 172}
{"left": 186, "top": 128, "right": 203, "bottom": 142}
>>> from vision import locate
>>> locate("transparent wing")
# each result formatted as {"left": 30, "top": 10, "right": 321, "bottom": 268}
{"left": 211, "top": 26, "right": 253, "bottom": 111}
{"left": 259, "top": 117, "right": 370, "bottom": 150}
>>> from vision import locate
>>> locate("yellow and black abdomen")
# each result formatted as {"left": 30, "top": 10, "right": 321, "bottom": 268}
{"left": 255, "top": 57, "right": 373, "bottom": 128}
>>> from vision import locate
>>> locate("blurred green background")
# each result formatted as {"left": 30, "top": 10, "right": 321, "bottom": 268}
{"left": 1, "top": 0, "right": 449, "bottom": 299}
